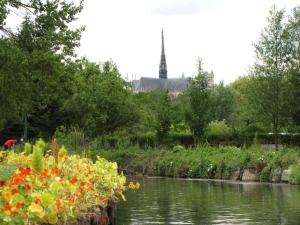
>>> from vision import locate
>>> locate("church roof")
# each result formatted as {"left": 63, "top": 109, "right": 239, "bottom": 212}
{"left": 132, "top": 77, "right": 188, "bottom": 93}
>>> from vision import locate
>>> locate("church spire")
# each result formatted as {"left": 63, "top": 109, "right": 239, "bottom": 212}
{"left": 159, "top": 28, "right": 167, "bottom": 79}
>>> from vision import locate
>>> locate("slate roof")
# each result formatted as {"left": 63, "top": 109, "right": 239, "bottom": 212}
{"left": 132, "top": 77, "right": 188, "bottom": 93}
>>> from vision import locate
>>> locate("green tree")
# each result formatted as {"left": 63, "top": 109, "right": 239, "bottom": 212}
{"left": 210, "top": 82, "right": 235, "bottom": 123}
{"left": 251, "top": 6, "right": 293, "bottom": 149}
{"left": 63, "top": 60, "right": 137, "bottom": 137}
{"left": 286, "top": 6, "right": 300, "bottom": 129}
{"left": 0, "top": 0, "right": 84, "bottom": 139}
{"left": 185, "top": 59, "right": 212, "bottom": 143}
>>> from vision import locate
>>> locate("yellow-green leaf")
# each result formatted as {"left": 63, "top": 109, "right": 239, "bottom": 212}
{"left": 41, "top": 193, "right": 54, "bottom": 206}
{"left": 28, "top": 203, "right": 45, "bottom": 218}
{"left": 47, "top": 213, "right": 58, "bottom": 224}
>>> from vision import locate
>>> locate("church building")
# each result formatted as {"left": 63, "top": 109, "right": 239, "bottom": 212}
{"left": 132, "top": 30, "right": 213, "bottom": 96}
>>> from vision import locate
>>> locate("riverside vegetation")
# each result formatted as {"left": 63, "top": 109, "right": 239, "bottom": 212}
{"left": 94, "top": 146, "right": 300, "bottom": 185}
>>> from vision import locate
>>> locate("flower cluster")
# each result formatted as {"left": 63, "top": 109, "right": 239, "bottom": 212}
{"left": 0, "top": 141, "right": 126, "bottom": 225}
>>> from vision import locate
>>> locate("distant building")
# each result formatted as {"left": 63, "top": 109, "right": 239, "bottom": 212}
{"left": 132, "top": 29, "right": 213, "bottom": 96}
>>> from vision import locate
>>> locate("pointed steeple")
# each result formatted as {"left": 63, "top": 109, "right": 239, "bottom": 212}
{"left": 159, "top": 29, "right": 167, "bottom": 79}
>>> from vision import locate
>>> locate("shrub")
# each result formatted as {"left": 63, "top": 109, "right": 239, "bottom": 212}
{"left": 260, "top": 165, "right": 272, "bottom": 182}
{"left": 206, "top": 120, "right": 233, "bottom": 143}
{"left": 289, "top": 164, "right": 300, "bottom": 185}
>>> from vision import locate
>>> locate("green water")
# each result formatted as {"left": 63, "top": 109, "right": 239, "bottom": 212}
{"left": 117, "top": 178, "right": 300, "bottom": 225}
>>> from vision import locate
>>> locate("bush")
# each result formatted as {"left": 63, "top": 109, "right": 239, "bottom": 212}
{"left": 206, "top": 120, "right": 232, "bottom": 140}
{"left": 260, "top": 165, "right": 272, "bottom": 182}
{"left": 289, "top": 164, "right": 300, "bottom": 185}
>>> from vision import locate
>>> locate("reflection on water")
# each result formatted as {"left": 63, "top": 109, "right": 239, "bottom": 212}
{"left": 117, "top": 178, "right": 300, "bottom": 225}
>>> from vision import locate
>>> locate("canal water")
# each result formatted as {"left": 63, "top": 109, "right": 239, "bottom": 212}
{"left": 117, "top": 177, "right": 300, "bottom": 225}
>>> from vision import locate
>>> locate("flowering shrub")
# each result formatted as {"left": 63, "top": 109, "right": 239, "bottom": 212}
{"left": 0, "top": 140, "right": 127, "bottom": 225}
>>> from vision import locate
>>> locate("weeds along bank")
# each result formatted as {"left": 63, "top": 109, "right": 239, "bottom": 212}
{"left": 96, "top": 146, "right": 300, "bottom": 185}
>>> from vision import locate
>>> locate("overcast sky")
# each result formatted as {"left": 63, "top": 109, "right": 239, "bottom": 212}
{"left": 74, "top": 0, "right": 300, "bottom": 84}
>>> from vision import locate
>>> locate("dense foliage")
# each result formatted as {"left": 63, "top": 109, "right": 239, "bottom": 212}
{"left": 0, "top": 140, "right": 127, "bottom": 224}
{"left": 0, "top": 2, "right": 299, "bottom": 149}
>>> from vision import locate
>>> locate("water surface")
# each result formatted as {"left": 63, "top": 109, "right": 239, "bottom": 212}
{"left": 117, "top": 178, "right": 300, "bottom": 225}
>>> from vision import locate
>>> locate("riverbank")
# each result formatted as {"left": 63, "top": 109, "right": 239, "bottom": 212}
{"left": 95, "top": 146, "right": 300, "bottom": 185}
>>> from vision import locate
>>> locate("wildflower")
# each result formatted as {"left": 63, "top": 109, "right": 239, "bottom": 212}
{"left": 0, "top": 180, "right": 5, "bottom": 187}
{"left": 41, "top": 169, "right": 48, "bottom": 178}
{"left": 3, "top": 205, "right": 12, "bottom": 212}
{"left": 23, "top": 184, "right": 31, "bottom": 191}
{"left": 15, "top": 202, "right": 24, "bottom": 208}
{"left": 68, "top": 198, "right": 75, "bottom": 205}
{"left": 19, "top": 166, "right": 31, "bottom": 176}
{"left": 11, "top": 188, "right": 18, "bottom": 195}
{"left": 11, "top": 176, "right": 25, "bottom": 185}
{"left": 70, "top": 178, "right": 78, "bottom": 184}
{"left": 51, "top": 167, "right": 60, "bottom": 176}
{"left": 2, "top": 191, "right": 12, "bottom": 202}
{"left": 34, "top": 197, "right": 41, "bottom": 204}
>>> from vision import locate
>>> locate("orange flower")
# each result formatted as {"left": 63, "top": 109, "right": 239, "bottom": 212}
{"left": 70, "top": 178, "right": 78, "bottom": 184}
{"left": 15, "top": 202, "right": 24, "bottom": 208}
{"left": 34, "top": 197, "right": 41, "bottom": 204}
{"left": 95, "top": 194, "right": 101, "bottom": 199}
{"left": 41, "top": 169, "right": 48, "bottom": 178}
{"left": 51, "top": 167, "right": 60, "bottom": 176}
{"left": 68, "top": 198, "right": 75, "bottom": 205}
{"left": 55, "top": 199, "right": 64, "bottom": 211}
{"left": 19, "top": 166, "right": 31, "bottom": 176}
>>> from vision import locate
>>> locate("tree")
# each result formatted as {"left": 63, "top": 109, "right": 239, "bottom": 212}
{"left": 286, "top": 6, "right": 300, "bottom": 129}
{"left": 210, "top": 82, "right": 235, "bottom": 123}
{"left": 63, "top": 60, "right": 137, "bottom": 137}
{"left": 185, "top": 59, "right": 212, "bottom": 143}
{"left": 0, "top": 0, "right": 84, "bottom": 139}
{"left": 251, "top": 6, "right": 293, "bottom": 149}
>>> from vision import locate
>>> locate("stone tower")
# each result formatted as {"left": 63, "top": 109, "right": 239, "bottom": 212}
{"left": 159, "top": 29, "right": 167, "bottom": 79}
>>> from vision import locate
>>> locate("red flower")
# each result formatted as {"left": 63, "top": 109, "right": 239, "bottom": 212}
{"left": 11, "top": 188, "right": 18, "bottom": 195}
{"left": 70, "top": 178, "right": 78, "bottom": 184}
{"left": 11, "top": 175, "right": 25, "bottom": 185}
{"left": 3, "top": 205, "right": 12, "bottom": 212}
{"left": 51, "top": 167, "right": 60, "bottom": 176}
{"left": 23, "top": 184, "right": 31, "bottom": 191}
{"left": 0, "top": 180, "right": 5, "bottom": 187}
{"left": 19, "top": 166, "right": 31, "bottom": 176}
